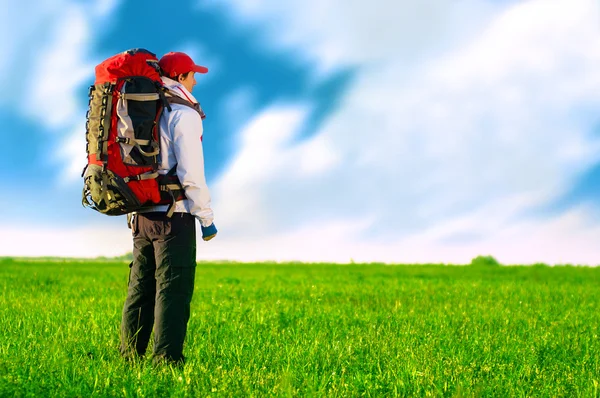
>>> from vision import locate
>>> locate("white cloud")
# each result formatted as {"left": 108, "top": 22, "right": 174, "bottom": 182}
{"left": 94, "top": 0, "right": 120, "bottom": 17}
{"left": 213, "top": 104, "right": 313, "bottom": 235}
{"left": 296, "top": 135, "right": 341, "bottom": 176}
{"left": 202, "top": 0, "right": 502, "bottom": 74}
{"left": 8, "top": 0, "right": 123, "bottom": 183}
{"left": 3, "top": 205, "right": 599, "bottom": 265}
{"left": 0, "top": 1, "right": 71, "bottom": 100}
{"left": 205, "top": 0, "right": 600, "bottom": 264}
{"left": 57, "top": 125, "right": 87, "bottom": 185}
{"left": 219, "top": 86, "right": 257, "bottom": 133}
{"left": 6, "top": 0, "right": 118, "bottom": 122}
{"left": 394, "top": 204, "right": 600, "bottom": 266}
{"left": 26, "top": 4, "right": 93, "bottom": 129}
{"left": 0, "top": 224, "right": 132, "bottom": 258}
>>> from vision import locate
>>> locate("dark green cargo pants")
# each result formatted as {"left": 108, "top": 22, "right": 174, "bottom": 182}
{"left": 120, "top": 212, "right": 197, "bottom": 364}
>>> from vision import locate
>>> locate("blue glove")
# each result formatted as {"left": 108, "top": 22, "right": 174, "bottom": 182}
{"left": 201, "top": 223, "right": 218, "bottom": 241}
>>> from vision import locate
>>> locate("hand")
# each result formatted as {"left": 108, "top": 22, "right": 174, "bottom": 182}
{"left": 201, "top": 223, "right": 218, "bottom": 241}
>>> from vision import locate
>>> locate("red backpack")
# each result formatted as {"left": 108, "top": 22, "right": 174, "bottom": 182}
{"left": 82, "top": 49, "right": 184, "bottom": 216}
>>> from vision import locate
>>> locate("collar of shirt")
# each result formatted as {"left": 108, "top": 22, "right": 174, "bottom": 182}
{"left": 161, "top": 76, "right": 199, "bottom": 104}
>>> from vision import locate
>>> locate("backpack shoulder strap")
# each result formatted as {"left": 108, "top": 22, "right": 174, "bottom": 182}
{"left": 165, "top": 95, "right": 206, "bottom": 119}
{"left": 166, "top": 164, "right": 178, "bottom": 177}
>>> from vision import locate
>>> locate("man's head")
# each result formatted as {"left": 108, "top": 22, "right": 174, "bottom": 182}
{"left": 159, "top": 52, "right": 208, "bottom": 93}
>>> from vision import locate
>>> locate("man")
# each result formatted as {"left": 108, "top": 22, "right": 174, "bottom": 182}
{"left": 119, "top": 51, "right": 217, "bottom": 366}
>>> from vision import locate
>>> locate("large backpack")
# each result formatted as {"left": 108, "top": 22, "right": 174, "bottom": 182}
{"left": 82, "top": 48, "right": 185, "bottom": 217}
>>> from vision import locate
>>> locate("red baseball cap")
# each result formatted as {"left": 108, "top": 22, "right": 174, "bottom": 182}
{"left": 159, "top": 52, "right": 208, "bottom": 78}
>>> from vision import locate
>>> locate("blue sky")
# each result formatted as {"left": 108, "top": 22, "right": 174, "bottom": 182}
{"left": 1, "top": 0, "right": 600, "bottom": 264}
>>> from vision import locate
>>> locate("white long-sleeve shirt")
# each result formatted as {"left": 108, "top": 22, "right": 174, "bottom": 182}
{"left": 141, "top": 77, "right": 214, "bottom": 227}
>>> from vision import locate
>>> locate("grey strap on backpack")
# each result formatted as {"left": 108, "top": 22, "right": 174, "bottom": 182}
{"left": 165, "top": 95, "right": 206, "bottom": 120}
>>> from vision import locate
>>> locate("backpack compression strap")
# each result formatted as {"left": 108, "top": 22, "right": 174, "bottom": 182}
{"left": 158, "top": 165, "right": 186, "bottom": 218}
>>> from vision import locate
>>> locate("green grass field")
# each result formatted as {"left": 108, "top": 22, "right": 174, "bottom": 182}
{"left": 0, "top": 259, "right": 599, "bottom": 397}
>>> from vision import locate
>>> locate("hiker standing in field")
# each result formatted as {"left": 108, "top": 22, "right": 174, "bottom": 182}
{"left": 119, "top": 51, "right": 217, "bottom": 366}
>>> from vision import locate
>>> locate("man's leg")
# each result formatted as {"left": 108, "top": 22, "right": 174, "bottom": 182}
{"left": 120, "top": 214, "right": 157, "bottom": 358}
{"left": 152, "top": 212, "right": 197, "bottom": 364}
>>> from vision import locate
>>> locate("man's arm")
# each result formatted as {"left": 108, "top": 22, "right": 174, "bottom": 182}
{"left": 171, "top": 108, "right": 214, "bottom": 228}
